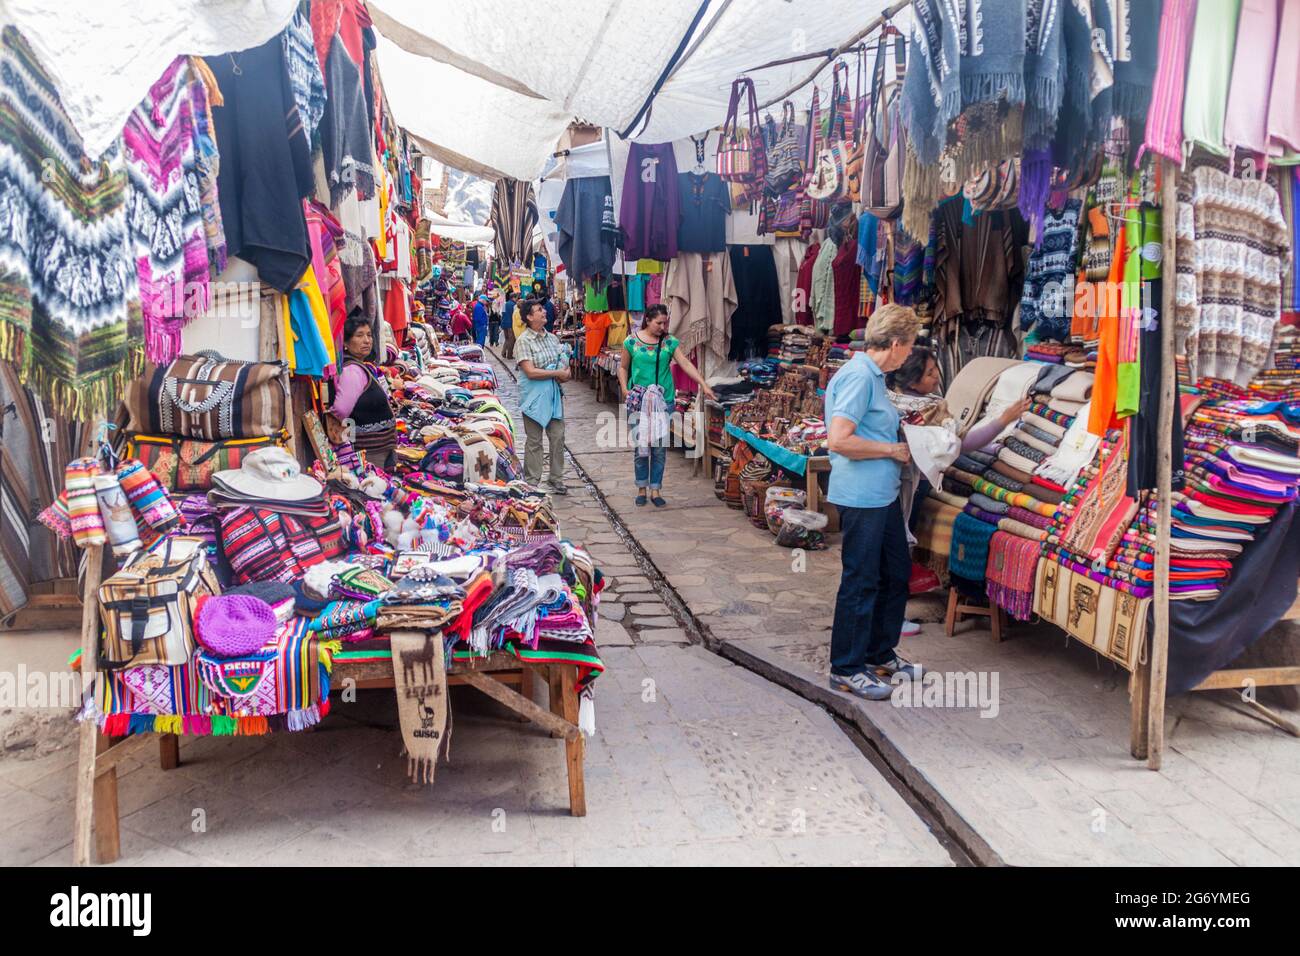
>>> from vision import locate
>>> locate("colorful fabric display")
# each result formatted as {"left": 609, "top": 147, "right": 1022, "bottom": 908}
{"left": 117, "top": 459, "right": 181, "bottom": 534}
{"left": 65, "top": 459, "right": 106, "bottom": 548}
{"left": 93, "top": 473, "right": 142, "bottom": 557}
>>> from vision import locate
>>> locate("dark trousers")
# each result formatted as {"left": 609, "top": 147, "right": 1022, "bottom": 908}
{"left": 830, "top": 500, "right": 911, "bottom": 675}
{"left": 488, "top": 320, "right": 501, "bottom": 345}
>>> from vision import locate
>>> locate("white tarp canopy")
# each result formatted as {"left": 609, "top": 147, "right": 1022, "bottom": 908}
{"left": 372, "top": 0, "right": 902, "bottom": 180}
{"left": 422, "top": 210, "right": 495, "bottom": 248}
{"left": 0, "top": 0, "right": 300, "bottom": 161}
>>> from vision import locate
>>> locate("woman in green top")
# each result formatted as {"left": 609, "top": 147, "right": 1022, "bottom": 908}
{"left": 617, "top": 304, "right": 716, "bottom": 507}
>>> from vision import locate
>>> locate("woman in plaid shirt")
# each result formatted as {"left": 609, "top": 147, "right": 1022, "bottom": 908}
{"left": 514, "top": 299, "right": 572, "bottom": 494}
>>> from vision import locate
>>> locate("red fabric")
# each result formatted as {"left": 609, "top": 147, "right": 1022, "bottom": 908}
{"left": 449, "top": 309, "right": 472, "bottom": 336}
{"left": 831, "top": 237, "right": 863, "bottom": 336}
{"left": 794, "top": 241, "right": 820, "bottom": 326}
{"left": 1032, "top": 475, "right": 1068, "bottom": 493}
{"left": 338, "top": 0, "right": 370, "bottom": 70}
{"left": 445, "top": 575, "right": 496, "bottom": 644}
{"left": 384, "top": 283, "right": 409, "bottom": 338}
{"left": 310, "top": 0, "right": 344, "bottom": 76}
{"left": 583, "top": 312, "right": 611, "bottom": 357}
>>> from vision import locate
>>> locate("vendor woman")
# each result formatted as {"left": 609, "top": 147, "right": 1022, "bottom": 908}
{"left": 824, "top": 304, "right": 924, "bottom": 701}
{"left": 327, "top": 315, "right": 398, "bottom": 469}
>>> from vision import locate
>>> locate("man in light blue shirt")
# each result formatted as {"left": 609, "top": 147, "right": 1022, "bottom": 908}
{"left": 823, "top": 304, "right": 925, "bottom": 700}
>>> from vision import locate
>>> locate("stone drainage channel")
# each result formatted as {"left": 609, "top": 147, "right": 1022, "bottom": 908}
{"left": 490, "top": 349, "right": 994, "bottom": 866}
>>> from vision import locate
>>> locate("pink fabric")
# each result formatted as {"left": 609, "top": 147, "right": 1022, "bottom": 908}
{"left": 1267, "top": 0, "right": 1300, "bottom": 153}
{"left": 1223, "top": 0, "right": 1281, "bottom": 159}
{"left": 1141, "top": 0, "right": 1198, "bottom": 164}
{"left": 331, "top": 363, "right": 369, "bottom": 420}
{"left": 645, "top": 273, "right": 664, "bottom": 307}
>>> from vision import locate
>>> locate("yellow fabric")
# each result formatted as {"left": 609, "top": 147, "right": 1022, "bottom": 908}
{"left": 606, "top": 310, "right": 630, "bottom": 348}
{"left": 636, "top": 259, "right": 663, "bottom": 274}
{"left": 279, "top": 294, "right": 296, "bottom": 368}
{"left": 375, "top": 165, "right": 389, "bottom": 260}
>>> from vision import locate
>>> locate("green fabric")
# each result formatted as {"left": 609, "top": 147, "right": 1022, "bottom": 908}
{"left": 811, "top": 238, "right": 837, "bottom": 333}
{"left": 584, "top": 280, "right": 609, "bottom": 311}
{"left": 1181, "top": 0, "right": 1240, "bottom": 157}
{"left": 624, "top": 333, "right": 680, "bottom": 406}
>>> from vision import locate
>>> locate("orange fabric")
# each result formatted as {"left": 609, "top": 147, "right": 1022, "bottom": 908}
{"left": 583, "top": 311, "right": 612, "bottom": 357}
{"left": 1087, "top": 221, "right": 1126, "bottom": 437}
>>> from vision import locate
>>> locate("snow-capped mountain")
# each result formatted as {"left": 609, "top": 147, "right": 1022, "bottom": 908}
{"left": 443, "top": 168, "right": 493, "bottom": 226}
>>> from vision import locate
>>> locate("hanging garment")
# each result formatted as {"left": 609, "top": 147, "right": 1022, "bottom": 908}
{"left": 773, "top": 237, "right": 808, "bottom": 325}
{"left": 794, "top": 241, "right": 821, "bottom": 326}
{"left": 319, "top": 34, "right": 375, "bottom": 207}
{"left": 1019, "top": 199, "right": 1083, "bottom": 342}
{"left": 811, "top": 238, "right": 838, "bottom": 334}
{"left": 1223, "top": 0, "right": 1282, "bottom": 159}
{"left": 664, "top": 251, "right": 737, "bottom": 365}
{"left": 831, "top": 236, "right": 863, "bottom": 337}
{"left": 1110, "top": 0, "right": 1162, "bottom": 121}
{"left": 676, "top": 172, "right": 731, "bottom": 253}
{"left": 1267, "top": 0, "right": 1300, "bottom": 153}
{"left": 0, "top": 26, "right": 141, "bottom": 417}
{"left": 728, "top": 245, "right": 781, "bottom": 361}
{"left": 619, "top": 143, "right": 679, "bottom": 261}
{"left": 555, "top": 176, "right": 617, "bottom": 283}
{"left": 282, "top": 7, "right": 327, "bottom": 147}
{"left": 491, "top": 177, "right": 538, "bottom": 266}
{"left": 123, "top": 56, "right": 211, "bottom": 365}
{"left": 1175, "top": 165, "right": 1290, "bottom": 386}
{"left": 1127, "top": 277, "right": 1187, "bottom": 496}
{"left": 211, "top": 33, "right": 314, "bottom": 293}
{"left": 1181, "top": 0, "right": 1242, "bottom": 157}
{"left": 1141, "top": 0, "right": 1199, "bottom": 166}
{"left": 187, "top": 57, "right": 227, "bottom": 278}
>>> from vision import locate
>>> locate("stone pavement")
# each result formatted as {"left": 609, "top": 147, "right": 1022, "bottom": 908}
{"left": 0, "top": 353, "right": 951, "bottom": 868}
{"left": 549, "top": 347, "right": 1300, "bottom": 867}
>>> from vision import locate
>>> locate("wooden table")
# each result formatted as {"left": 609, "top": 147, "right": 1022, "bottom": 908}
{"left": 74, "top": 650, "right": 586, "bottom": 865}
{"left": 803, "top": 456, "right": 840, "bottom": 534}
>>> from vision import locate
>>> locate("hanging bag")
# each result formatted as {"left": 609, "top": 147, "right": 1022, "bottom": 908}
{"left": 765, "top": 101, "right": 804, "bottom": 194}
{"left": 800, "top": 89, "right": 831, "bottom": 230}
{"left": 806, "top": 64, "right": 851, "bottom": 202}
{"left": 862, "top": 27, "right": 907, "bottom": 220}
{"left": 717, "top": 77, "right": 763, "bottom": 184}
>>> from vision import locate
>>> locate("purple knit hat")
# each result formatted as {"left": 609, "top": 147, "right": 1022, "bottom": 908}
{"left": 197, "top": 594, "right": 277, "bottom": 658}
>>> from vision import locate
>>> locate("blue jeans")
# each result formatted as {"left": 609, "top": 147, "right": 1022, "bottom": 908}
{"left": 634, "top": 447, "right": 666, "bottom": 490}
{"left": 830, "top": 500, "right": 910, "bottom": 675}
{"left": 473, "top": 321, "right": 488, "bottom": 346}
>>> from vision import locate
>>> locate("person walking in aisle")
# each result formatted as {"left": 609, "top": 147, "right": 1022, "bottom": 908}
{"left": 472, "top": 293, "right": 491, "bottom": 347}
{"left": 825, "top": 304, "right": 925, "bottom": 700}
{"left": 488, "top": 289, "right": 503, "bottom": 346}
{"left": 617, "top": 304, "right": 715, "bottom": 507}
{"left": 500, "top": 289, "right": 518, "bottom": 357}
{"left": 515, "top": 298, "right": 571, "bottom": 495}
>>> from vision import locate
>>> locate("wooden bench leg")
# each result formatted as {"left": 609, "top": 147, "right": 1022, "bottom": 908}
{"left": 160, "top": 734, "right": 180, "bottom": 770}
{"left": 516, "top": 667, "right": 534, "bottom": 722}
{"left": 990, "top": 606, "right": 1006, "bottom": 643}
{"left": 554, "top": 664, "right": 586, "bottom": 817}
{"left": 944, "top": 587, "right": 959, "bottom": 636}
{"left": 92, "top": 733, "right": 121, "bottom": 865}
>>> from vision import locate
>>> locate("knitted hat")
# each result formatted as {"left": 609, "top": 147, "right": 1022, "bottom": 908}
{"left": 196, "top": 594, "right": 277, "bottom": 658}
{"left": 226, "top": 582, "right": 296, "bottom": 623}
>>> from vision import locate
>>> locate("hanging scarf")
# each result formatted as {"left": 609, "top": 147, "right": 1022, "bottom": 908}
{"left": 1024, "top": 0, "right": 1066, "bottom": 148}
{"left": 986, "top": 529, "right": 1042, "bottom": 619}
{"left": 1110, "top": 0, "right": 1162, "bottom": 120}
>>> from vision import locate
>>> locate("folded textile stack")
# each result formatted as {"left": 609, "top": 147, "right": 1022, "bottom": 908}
{"left": 775, "top": 326, "right": 813, "bottom": 364}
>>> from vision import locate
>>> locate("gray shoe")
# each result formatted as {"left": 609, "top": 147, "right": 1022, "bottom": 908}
{"left": 829, "top": 669, "right": 894, "bottom": 701}
{"left": 872, "top": 653, "right": 923, "bottom": 681}
{"left": 546, "top": 481, "right": 569, "bottom": 496}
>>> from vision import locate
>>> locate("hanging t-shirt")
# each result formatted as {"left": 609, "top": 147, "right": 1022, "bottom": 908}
{"left": 677, "top": 172, "right": 731, "bottom": 253}
{"left": 626, "top": 273, "right": 650, "bottom": 312}
{"left": 584, "top": 279, "right": 609, "bottom": 311}
{"left": 606, "top": 276, "right": 626, "bottom": 311}
{"left": 606, "top": 311, "right": 630, "bottom": 348}
{"left": 583, "top": 312, "right": 612, "bottom": 357}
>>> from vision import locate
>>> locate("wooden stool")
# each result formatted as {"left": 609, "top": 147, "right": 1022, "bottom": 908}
{"left": 944, "top": 587, "right": 1009, "bottom": 642}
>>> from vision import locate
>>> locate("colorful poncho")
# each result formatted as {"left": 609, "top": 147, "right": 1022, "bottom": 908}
{"left": 122, "top": 56, "right": 211, "bottom": 363}
{"left": 0, "top": 26, "right": 143, "bottom": 417}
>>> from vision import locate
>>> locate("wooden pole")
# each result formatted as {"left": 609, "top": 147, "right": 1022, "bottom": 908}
{"left": 1146, "top": 159, "right": 1179, "bottom": 770}
{"left": 72, "top": 543, "right": 105, "bottom": 866}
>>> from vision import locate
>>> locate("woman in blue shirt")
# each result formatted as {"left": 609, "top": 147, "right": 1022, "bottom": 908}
{"left": 823, "top": 304, "right": 925, "bottom": 701}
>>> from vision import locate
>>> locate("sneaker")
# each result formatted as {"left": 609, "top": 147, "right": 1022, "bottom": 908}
{"left": 829, "top": 669, "right": 895, "bottom": 701}
{"left": 900, "top": 620, "right": 922, "bottom": 637}
{"left": 546, "top": 481, "right": 569, "bottom": 496}
{"left": 871, "top": 653, "right": 923, "bottom": 681}
{"left": 635, "top": 493, "right": 648, "bottom": 506}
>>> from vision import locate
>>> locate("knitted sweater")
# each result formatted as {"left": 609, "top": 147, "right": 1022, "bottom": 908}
{"left": 1175, "top": 165, "right": 1291, "bottom": 386}
{"left": 0, "top": 26, "right": 142, "bottom": 417}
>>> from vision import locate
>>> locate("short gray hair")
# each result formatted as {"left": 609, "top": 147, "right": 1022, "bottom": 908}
{"left": 864, "top": 304, "right": 922, "bottom": 350}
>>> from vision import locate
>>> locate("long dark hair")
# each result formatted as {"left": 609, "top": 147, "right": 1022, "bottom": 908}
{"left": 641, "top": 303, "right": 669, "bottom": 331}
{"left": 888, "top": 346, "right": 938, "bottom": 393}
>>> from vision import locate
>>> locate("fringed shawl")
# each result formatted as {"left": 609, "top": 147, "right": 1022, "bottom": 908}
{"left": 0, "top": 26, "right": 143, "bottom": 418}
{"left": 986, "top": 529, "right": 1042, "bottom": 619}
